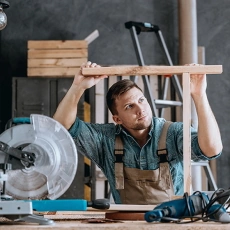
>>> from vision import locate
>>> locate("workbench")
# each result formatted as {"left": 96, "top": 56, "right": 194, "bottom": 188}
{"left": 0, "top": 220, "right": 229, "bottom": 230}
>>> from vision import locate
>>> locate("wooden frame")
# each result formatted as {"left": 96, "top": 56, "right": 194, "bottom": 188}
{"left": 82, "top": 65, "right": 223, "bottom": 195}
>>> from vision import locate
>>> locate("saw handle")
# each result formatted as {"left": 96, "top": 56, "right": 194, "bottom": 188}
{"left": 87, "top": 199, "right": 110, "bottom": 209}
{"left": 5, "top": 117, "right": 30, "bottom": 130}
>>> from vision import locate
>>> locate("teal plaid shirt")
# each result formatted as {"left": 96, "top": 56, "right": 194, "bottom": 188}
{"left": 69, "top": 117, "right": 221, "bottom": 204}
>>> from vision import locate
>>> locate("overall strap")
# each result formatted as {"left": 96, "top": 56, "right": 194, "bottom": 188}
{"left": 114, "top": 136, "right": 124, "bottom": 189}
{"left": 114, "top": 121, "right": 172, "bottom": 189}
{"left": 157, "top": 121, "right": 172, "bottom": 163}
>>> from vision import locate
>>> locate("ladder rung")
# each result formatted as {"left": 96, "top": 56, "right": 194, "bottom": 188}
{"left": 155, "top": 99, "right": 182, "bottom": 108}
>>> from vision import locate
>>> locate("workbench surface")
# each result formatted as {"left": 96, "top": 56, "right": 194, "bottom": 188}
{"left": 0, "top": 220, "right": 229, "bottom": 230}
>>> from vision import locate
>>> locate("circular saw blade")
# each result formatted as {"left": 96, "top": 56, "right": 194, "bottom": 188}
{"left": 0, "top": 114, "right": 78, "bottom": 200}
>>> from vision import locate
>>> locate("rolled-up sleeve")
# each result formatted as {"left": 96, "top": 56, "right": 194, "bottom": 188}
{"left": 68, "top": 118, "right": 116, "bottom": 169}
{"left": 191, "top": 134, "right": 222, "bottom": 161}
{"left": 68, "top": 117, "right": 82, "bottom": 137}
{"left": 168, "top": 122, "right": 222, "bottom": 161}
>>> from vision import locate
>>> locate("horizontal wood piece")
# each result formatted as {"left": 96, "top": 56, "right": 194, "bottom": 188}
{"left": 88, "top": 204, "right": 156, "bottom": 211}
{"left": 41, "top": 211, "right": 105, "bottom": 220}
{"left": 28, "top": 58, "right": 87, "bottom": 67}
{"left": 82, "top": 65, "right": 222, "bottom": 76}
{"left": 27, "top": 67, "right": 79, "bottom": 77}
{"left": 28, "top": 49, "right": 88, "bottom": 58}
{"left": 88, "top": 196, "right": 182, "bottom": 212}
{"left": 28, "top": 40, "right": 88, "bottom": 49}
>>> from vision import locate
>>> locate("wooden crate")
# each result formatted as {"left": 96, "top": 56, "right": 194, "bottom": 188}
{"left": 27, "top": 40, "right": 88, "bottom": 77}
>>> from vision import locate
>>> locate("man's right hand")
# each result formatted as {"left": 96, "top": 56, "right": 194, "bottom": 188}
{"left": 73, "top": 61, "right": 108, "bottom": 90}
{"left": 53, "top": 61, "right": 107, "bottom": 130}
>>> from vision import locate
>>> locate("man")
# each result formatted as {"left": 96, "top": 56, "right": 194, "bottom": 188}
{"left": 53, "top": 61, "right": 222, "bottom": 204}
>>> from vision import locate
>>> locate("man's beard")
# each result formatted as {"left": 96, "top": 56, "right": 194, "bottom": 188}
{"left": 132, "top": 117, "right": 152, "bottom": 130}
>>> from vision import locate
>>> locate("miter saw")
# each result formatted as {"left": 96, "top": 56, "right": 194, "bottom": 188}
{"left": 0, "top": 114, "right": 109, "bottom": 225}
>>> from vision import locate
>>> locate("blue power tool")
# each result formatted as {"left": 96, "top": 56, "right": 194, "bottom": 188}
{"left": 145, "top": 191, "right": 230, "bottom": 223}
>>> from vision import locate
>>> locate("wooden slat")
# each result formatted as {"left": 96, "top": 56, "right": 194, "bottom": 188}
{"left": 42, "top": 211, "right": 105, "bottom": 220}
{"left": 183, "top": 72, "right": 192, "bottom": 195}
{"left": 28, "top": 58, "right": 87, "bottom": 67}
{"left": 88, "top": 204, "right": 156, "bottom": 211}
{"left": 28, "top": 40, "right": 87, "bottom": 49}
{"left": 28, "top": 49, "right": 88, "bottom": 58}
{"left": 82, "top": 65, "right": 222, "bottom": 76}
{"left": 88, "top": 196, "right": 182, "bottom": 212}
{"left": 27, "top": 67, "right": 79, "bottom": 77}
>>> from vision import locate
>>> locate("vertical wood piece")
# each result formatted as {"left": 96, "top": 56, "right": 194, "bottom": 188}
{"left": 183, "top": 72, "right": 192, "bottom": 195}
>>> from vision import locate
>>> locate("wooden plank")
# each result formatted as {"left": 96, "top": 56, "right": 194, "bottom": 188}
{"left": 28, "top": 58, "right": 87, "bottom": 67}
{"left": 82, "top": 65, "right": 222, "bottom": 76}
{"left": 28, "top": 40, "right": 87, "bottom": 49}
{"left": 183, "top": 72, "right": 192, "bottom": 195}
{"left": 41, "top": 211, "right": 105, "bottom": 220}
{"left": 88, "top": 204, "right": 156, "bottom": 211}
{"left": 28, "top": 49, "right": 88, "bottom": 58}
{"left": 27, "top": 67, "right": 79, "bottom": 77}
{"left": 88, "top": 197, "right": 181, "bottom": 212}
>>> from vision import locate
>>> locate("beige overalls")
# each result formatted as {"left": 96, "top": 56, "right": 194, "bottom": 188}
{"left": 114, "top": 121, "right": 174, "bottom": 204}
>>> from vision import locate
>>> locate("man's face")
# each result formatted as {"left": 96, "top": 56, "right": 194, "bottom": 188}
{"left": 112, "top": 87, "right": 152, "bottom": 131}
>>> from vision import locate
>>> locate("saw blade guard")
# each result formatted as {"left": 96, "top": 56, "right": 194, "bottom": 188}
{"left": 0, "top": 114, "right": 78, "bottom": 200}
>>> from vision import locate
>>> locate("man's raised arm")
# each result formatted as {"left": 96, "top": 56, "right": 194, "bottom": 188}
{"left": 53, "top": 61, "right": 108, "bottom": 129}
{"left": 189, "top": 64, "right": 223, "bottom": 157}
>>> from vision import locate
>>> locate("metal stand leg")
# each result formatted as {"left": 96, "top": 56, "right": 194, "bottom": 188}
{"left": 125, "top": 21, "right": 183, "bottom": 119}
{"left": 191, "top": 161, "right": 218, "bottom": 191}
{"left": 129, "top": 26, "right": 158, "bottom": 117}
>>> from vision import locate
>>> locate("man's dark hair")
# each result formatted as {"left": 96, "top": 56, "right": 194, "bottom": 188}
{"left": 106, "top": 79, "right": 143, "bottom": 115}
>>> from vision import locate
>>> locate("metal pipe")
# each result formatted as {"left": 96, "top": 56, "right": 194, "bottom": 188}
{"left": 178, "top": 0, "right": 198, "bottom": 65}
{"left": 178, "top": 0, "right": 200, "bottom": 191}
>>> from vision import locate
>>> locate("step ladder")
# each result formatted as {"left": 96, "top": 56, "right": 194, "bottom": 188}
{"left": 125, "top": 21, "right": 183, "bottom": 120}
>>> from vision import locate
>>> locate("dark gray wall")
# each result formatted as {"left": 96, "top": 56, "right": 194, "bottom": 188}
{"left": 197, "top": 1, "right": 230, "bottom": 189}
{"left": 0, "top": 1, "right": 229, "bottom": 189}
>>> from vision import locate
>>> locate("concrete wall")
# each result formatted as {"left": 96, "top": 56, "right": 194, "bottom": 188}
{"left": 197, "top": 1, "right": 230, "bottom": 189}
{"left": 0, "top": 1, "right": 229, "bottom": 189}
